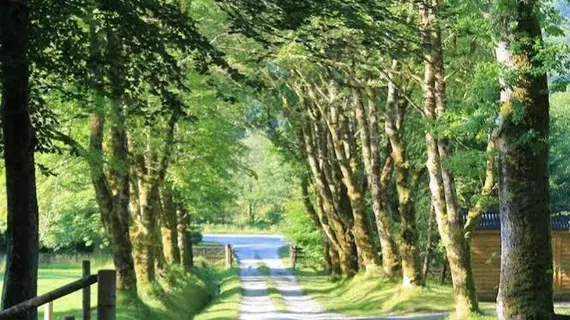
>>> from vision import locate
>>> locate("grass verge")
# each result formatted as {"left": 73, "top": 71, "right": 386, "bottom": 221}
{"left": 0, "top": 260, "right": 218, "bottom": 320}
{"left": 293, "top": 270, "right": 455, "bottom": 317}
{"left": 266, "top": 278, "right": 286, "bottom": 312}
{"left": 195, "top": 268, "right": 242, "bottom": 320}
{"left": 256, "top": 263, "right": 270, "bottom": 276}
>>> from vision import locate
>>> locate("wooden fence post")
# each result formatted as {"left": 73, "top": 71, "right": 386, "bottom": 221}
{"left": 290, "top": 245, "right": 296, "bottom": 270}
{"left": 43, "top": 302, "right": 53, "bottom": 320}
{"left": 97, "top": 270, "right": 116, "bottom": 320}
{"left": 82, "top": 260, "right": 91, "bottom": 320}
{"left": 225, "top": 244, "right": 233, "bottom": 268}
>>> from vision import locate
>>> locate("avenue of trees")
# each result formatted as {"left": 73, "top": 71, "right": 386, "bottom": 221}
{"left": 0, "top": 0, "right": 569, "bottom": 319}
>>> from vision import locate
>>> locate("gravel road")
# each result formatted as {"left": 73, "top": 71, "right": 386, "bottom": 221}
{"left": 203, "top": 234, "right": 447, "bottom": 320}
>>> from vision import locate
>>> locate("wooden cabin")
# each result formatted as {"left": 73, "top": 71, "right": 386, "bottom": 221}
{"left": 471, "top": 211, "right": 570, "bottom": 300}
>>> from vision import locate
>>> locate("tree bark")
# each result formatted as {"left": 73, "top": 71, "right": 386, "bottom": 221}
{"left": 86, "top": 9, "right": 137, "bottom": 292}
{"left": 494, "top": 0, "right": 553, "bottom": 317}
{"left": 301, "top": 119, "right": 359, "bottom": 276}
{"left": 132, "top": 154, "right": 158, "bottom": 284}
{"left": 161, "top": 185, "right": 181, "bottom": 264}
{"left": 132, "top": 110, "right": 179, "bottom": 283}
{"left": 384, "top": 72, "right": 423, "bottom": 286}
{"left": 177, "top": 205, "right": 193, "bottom": 272}
{"left": 323, "top": 103, "right": 380, "bottom": 271}
{"left": 0, "top": 2, "right": 39, "bottom": 317}
{"left": 89, "top": 112, "right": 138, "bottom": 293}
{"left": 354, "top": 88, "right": 400, "bottom": 278}
{"left": 422, "top": 203, "right": 435, "bottom": 281}
{"left": 419, "top": 0, "right": 479, "bottom": 317}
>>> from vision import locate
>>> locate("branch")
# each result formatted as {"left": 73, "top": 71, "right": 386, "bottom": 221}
{"left": 375, "top": 67, "right": 425, "bottom": 116}
{"left": 49, "top": 131, "right": 88, "bottom": 157}
{"left": 464, "top": 140, "right": 497, "bottom": 237}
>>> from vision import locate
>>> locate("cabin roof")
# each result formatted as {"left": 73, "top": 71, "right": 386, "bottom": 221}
{"left": 471, "top": 209, "right": 570, "bottom": 231}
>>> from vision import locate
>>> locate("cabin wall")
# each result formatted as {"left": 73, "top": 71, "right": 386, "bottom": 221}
{"left": 472, "top": 231, "right": 570, "bottom": 300}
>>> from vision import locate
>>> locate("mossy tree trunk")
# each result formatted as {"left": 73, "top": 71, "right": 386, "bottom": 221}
{"left": 299, "top": 78, "right": 379, "bottom": 271}
{"left": 301, "top": 119, "right": 359, "bottom": 276}
{"left": 493, "top": 0, "right": 553, "bottom": 317}
{"left": 132, "top": 110, "right": 179, "bottom": 284}
{"left": 419, "top": 0, "right": 479, "bottom": 317}
{"left": 354, "top": 88, "right": 400, "bottom": 278}
{"left": 0, "top": 2, "right": 39, "bottom": 317}
{"left": 325, "top": 104, "right": 380, "bottom": 271}
{"left": 177, "top": 205, "right": 194, "bottom": 272}
{"left": 161, "top": 185, "right": 181, "bottom": 265}
{"left": 384, "top": 69, "right": 423, "bottom": 287}
{"left": 86, "top": 7, "right": 137, "bottom": 293}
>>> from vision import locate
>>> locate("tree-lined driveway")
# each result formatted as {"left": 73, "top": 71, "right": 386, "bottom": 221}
{"left": 203, "top": 234, "right": 447, "bottom": 320}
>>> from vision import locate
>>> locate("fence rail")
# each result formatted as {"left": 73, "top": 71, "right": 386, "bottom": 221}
{"left": 194, "top": 244, "right": 236, "bottom": 268}
{"left": 0, "top": 261, "right": 116, "bottom": 320}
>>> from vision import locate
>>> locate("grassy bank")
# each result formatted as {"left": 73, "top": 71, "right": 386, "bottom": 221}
{"left": 0, "top": 259, "right": 218, "bottom": 320}
{"left": 195, "top": 268, "right": 242, "bottom": 320}
{"left": 294, "top": 270, "right": 455, "bottom": 316}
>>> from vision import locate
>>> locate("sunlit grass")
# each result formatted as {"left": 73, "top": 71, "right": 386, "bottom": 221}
{"left": 266, "top": 277, "right": 286, "bottom": 312}
{"left": 256, "top": 263, "right": 270, "bottom": 276}
{"left": 0, "top": 258, "right": 219, "bottom": 320}
{"left": 195, "top": 268, "right": 242, "bottom": 320}
{"left": 293, "top": 270, "right": 456, "bottom": 316}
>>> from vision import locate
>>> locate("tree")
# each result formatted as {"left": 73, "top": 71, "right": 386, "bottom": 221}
{"left": 493, "top": 0, "right": 554, "bottom": 317}
{"left": 0, "top": 1, "right": 39, "bottom": 318}
{"left": 418, "top": 0, "right": 480, "bottom": 316}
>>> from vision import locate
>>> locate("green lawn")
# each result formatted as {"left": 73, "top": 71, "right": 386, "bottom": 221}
{"left": 294, "top": 270, "right": 456, "bottom": 316}
{"left": 195, "top": 268, "right": 242, "bottom": 320}
{"left": 0, "top": 259, "right": 219, "bottom": 320}
{"left": 293, "top": 270, "right": 570, "bottom": 319}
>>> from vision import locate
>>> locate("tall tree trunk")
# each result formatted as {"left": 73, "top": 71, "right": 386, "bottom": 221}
{"left": 301, "top": 120, "right": 359, "bottom": 276}
{"left": 133, "top": 158, "right": 158, "bottom": 284}
{"left": 89, "top": 113, "right": 138, "bottom": 293}
{"left": 161, "top": 186, "right": 181, "bottom": 264}
{"left": 177, "top": 205, "right": 193, "bottom": 272}
{"left": 324, "top": 105, "right": 379, "bottom": 271}
{"left": 422, "top": 203, "right": 435, "bottom": 281}
{"left": 354, "top": 89, "right": 400, "bottom": 278}
{"left": 327, "top": 241, "right": 342, "bottom": 275}
{"left": 132, "top": 110, "right": 179, "bottom": 283}
{"left": 493, "top": 0, "right": 553, "bottom": 317}
{"left": 0, "top": 2, "right": 39, "bottom": 317}
{"left": 154, "top": 193, "right": 166, "bottom": 273}
{"left": 86, "top": 9, "right": 137, "bottom": 292}
{"left": 419, "top": 0, "right": 479, "bottom": 317}
{"left": 384, "top": 73, "right": 423, "bottom": 286}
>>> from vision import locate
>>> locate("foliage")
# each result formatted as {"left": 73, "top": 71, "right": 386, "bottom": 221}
{"left": 550, "top": 89, "right": 570, "bottom": 210}
{"left": 280, "top": 196, "right": 324, "bottom": 270}
{"left": 228, "top": 132, "right": 298, "bottom": 227}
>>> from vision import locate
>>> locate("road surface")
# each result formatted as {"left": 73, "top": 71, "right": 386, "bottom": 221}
{"left": 203, "top": 234, "right": 447, "bottom": 320}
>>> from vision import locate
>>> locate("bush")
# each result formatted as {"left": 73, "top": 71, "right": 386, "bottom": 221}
{"left": 281, "top": 196, "right": 324, "bottom": 270}
{"left": 191, "top": 230, "right": 203, "bottom": 244}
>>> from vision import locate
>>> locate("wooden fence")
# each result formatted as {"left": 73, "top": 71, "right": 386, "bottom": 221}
{"left": 194, "top": 244, "right": 235, "bottom": 268}
{"left": 0, "top": 260, "right": 116, "bottom": 320}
